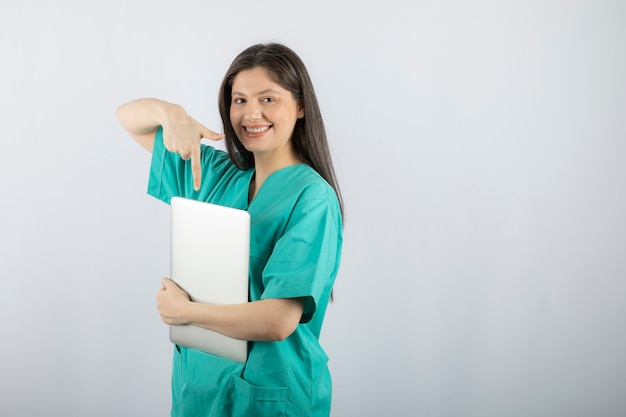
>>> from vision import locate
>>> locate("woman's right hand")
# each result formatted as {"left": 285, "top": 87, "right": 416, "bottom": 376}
{"left": 117, "top": 98, "right": 225, "bottom": 191}
{"left": 161, "top": 104, "right": 225, "bottom": 191}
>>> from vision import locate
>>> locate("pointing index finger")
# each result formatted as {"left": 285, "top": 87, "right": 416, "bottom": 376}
{"left": 191, "top": 143, "right": 202, "bottom": 191}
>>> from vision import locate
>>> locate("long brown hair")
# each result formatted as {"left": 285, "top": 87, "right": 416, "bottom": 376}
{"left": 218, "top": 43, "right": 344, "bottom": 219}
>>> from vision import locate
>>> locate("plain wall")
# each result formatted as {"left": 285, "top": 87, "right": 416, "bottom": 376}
{"left": 1, "top": 1, "right": 625, "bottom": 416}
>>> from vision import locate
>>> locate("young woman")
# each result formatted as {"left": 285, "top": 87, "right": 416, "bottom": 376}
{"left": 117, "top": 43, "right": 343, "bottom": 417}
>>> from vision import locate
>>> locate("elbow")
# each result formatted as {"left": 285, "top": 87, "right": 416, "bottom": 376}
{"left": 116, "top": 104, "right": 128, "bottom": 127}
{"left": 266, "top": 319, "right": 298, "bottom": 342}
{"left": 259, "top": 298, "right": 305, "bottom": 341}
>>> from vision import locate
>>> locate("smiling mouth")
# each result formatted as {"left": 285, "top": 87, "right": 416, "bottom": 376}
{"left": 244, "top": 126, "right": 271, "bottom": 133}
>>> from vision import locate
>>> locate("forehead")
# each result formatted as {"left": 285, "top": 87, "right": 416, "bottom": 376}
{"left": 231, "top": 67, "right": 286, "bottom": 94}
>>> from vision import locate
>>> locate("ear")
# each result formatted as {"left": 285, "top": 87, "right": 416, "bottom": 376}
{"left": 297, "top": 103, "right": 305, "bottom": 119}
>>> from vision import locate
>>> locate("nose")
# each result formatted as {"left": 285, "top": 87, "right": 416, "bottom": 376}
{"left": 243, "top": 102, "right": 262, "bottom": 121}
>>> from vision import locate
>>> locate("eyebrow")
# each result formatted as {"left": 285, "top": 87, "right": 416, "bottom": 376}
{"left": 232, "top": 88, "right": 282, "bottom": 96}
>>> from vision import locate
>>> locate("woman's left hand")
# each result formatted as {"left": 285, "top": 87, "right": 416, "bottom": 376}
{"left": 157, "top": 278, "right": 191, "bottom": 325}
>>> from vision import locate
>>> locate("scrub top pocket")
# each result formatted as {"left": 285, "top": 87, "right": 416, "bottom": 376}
{"left": 225, "top": 374, "right": 289, "bottom": 417}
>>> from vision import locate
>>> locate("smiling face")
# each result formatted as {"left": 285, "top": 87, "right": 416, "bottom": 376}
{"left": 229, "top": 66, "right": 305, "bottom": 167}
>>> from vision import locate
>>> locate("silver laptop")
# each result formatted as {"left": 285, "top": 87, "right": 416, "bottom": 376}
{"left": 169, "top": 197, "right": 249, "bottom": 363}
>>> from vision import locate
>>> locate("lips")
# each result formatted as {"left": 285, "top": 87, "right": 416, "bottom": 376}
{"left": 244, "top": 125, "right": 271, "bottom": 133}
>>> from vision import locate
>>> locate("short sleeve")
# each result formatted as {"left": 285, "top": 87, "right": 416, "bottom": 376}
{"left": 260, "top": 187, "right": 343, "bottom": 323}
{"left": 147, "top": 126, "right": 244, "bottom": 205}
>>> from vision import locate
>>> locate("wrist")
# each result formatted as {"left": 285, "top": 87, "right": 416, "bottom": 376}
{"left": 177, "top": 299, "right": 193, "bottom": 325}
{"left": 161, "top": 102, "right": 187, "bottom": 126}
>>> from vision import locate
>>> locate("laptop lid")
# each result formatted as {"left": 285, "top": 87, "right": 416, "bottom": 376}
{"left": 169, "top": 197, "right": 249, "bottom": 363}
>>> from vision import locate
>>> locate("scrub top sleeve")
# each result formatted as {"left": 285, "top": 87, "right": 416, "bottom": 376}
{"left": 147, "top": 125, "right": 234, "bottom": 204}
{"left": 260, "top": 192, "right": 342, "bottom": 324}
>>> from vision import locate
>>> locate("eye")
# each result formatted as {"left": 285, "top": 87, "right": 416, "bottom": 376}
{"left": 262, "top": 97, "right": 276, "bottom": 103}
{"left": 233, "top": 98, "right": 245, "bottom": 104}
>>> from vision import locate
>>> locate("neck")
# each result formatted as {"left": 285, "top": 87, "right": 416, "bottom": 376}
{"left": 249, "top": 150, "right": 301, "bottom": 202}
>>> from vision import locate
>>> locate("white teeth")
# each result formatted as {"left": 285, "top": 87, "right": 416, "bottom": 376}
{"left": 245, "top": 126, "right": 270, "bottom": 133}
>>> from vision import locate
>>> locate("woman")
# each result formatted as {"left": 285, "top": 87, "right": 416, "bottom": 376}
{"left": 117, "top": 43, "right": 343, "bottom": 416}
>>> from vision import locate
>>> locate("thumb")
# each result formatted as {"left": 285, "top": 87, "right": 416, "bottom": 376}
{"left": 163, "top": 277, "right": 183, "bottom": 292}
{"left": 161, "top": 277, "right": 172, "bottom": 289}
{"left": 200, "top": 125, "right": 225, "bottom": 141}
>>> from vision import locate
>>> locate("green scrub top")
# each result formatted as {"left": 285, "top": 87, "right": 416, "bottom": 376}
{"left": 147, "top": 127, "right": 343, "bottom": 417}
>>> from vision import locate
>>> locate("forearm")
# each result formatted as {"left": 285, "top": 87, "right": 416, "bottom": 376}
{"left": 116, "top": 98, "right": 180, "bottom": 134}
{"left": 116, "top": 98, "right": 187, "bottom": 151}
{"left": 182, "top": 298, "right": 305, "bottom": 342}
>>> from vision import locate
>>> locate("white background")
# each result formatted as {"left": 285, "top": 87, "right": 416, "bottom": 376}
{"left": 1, "top": 1, "right": 625, "bottom": 416}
